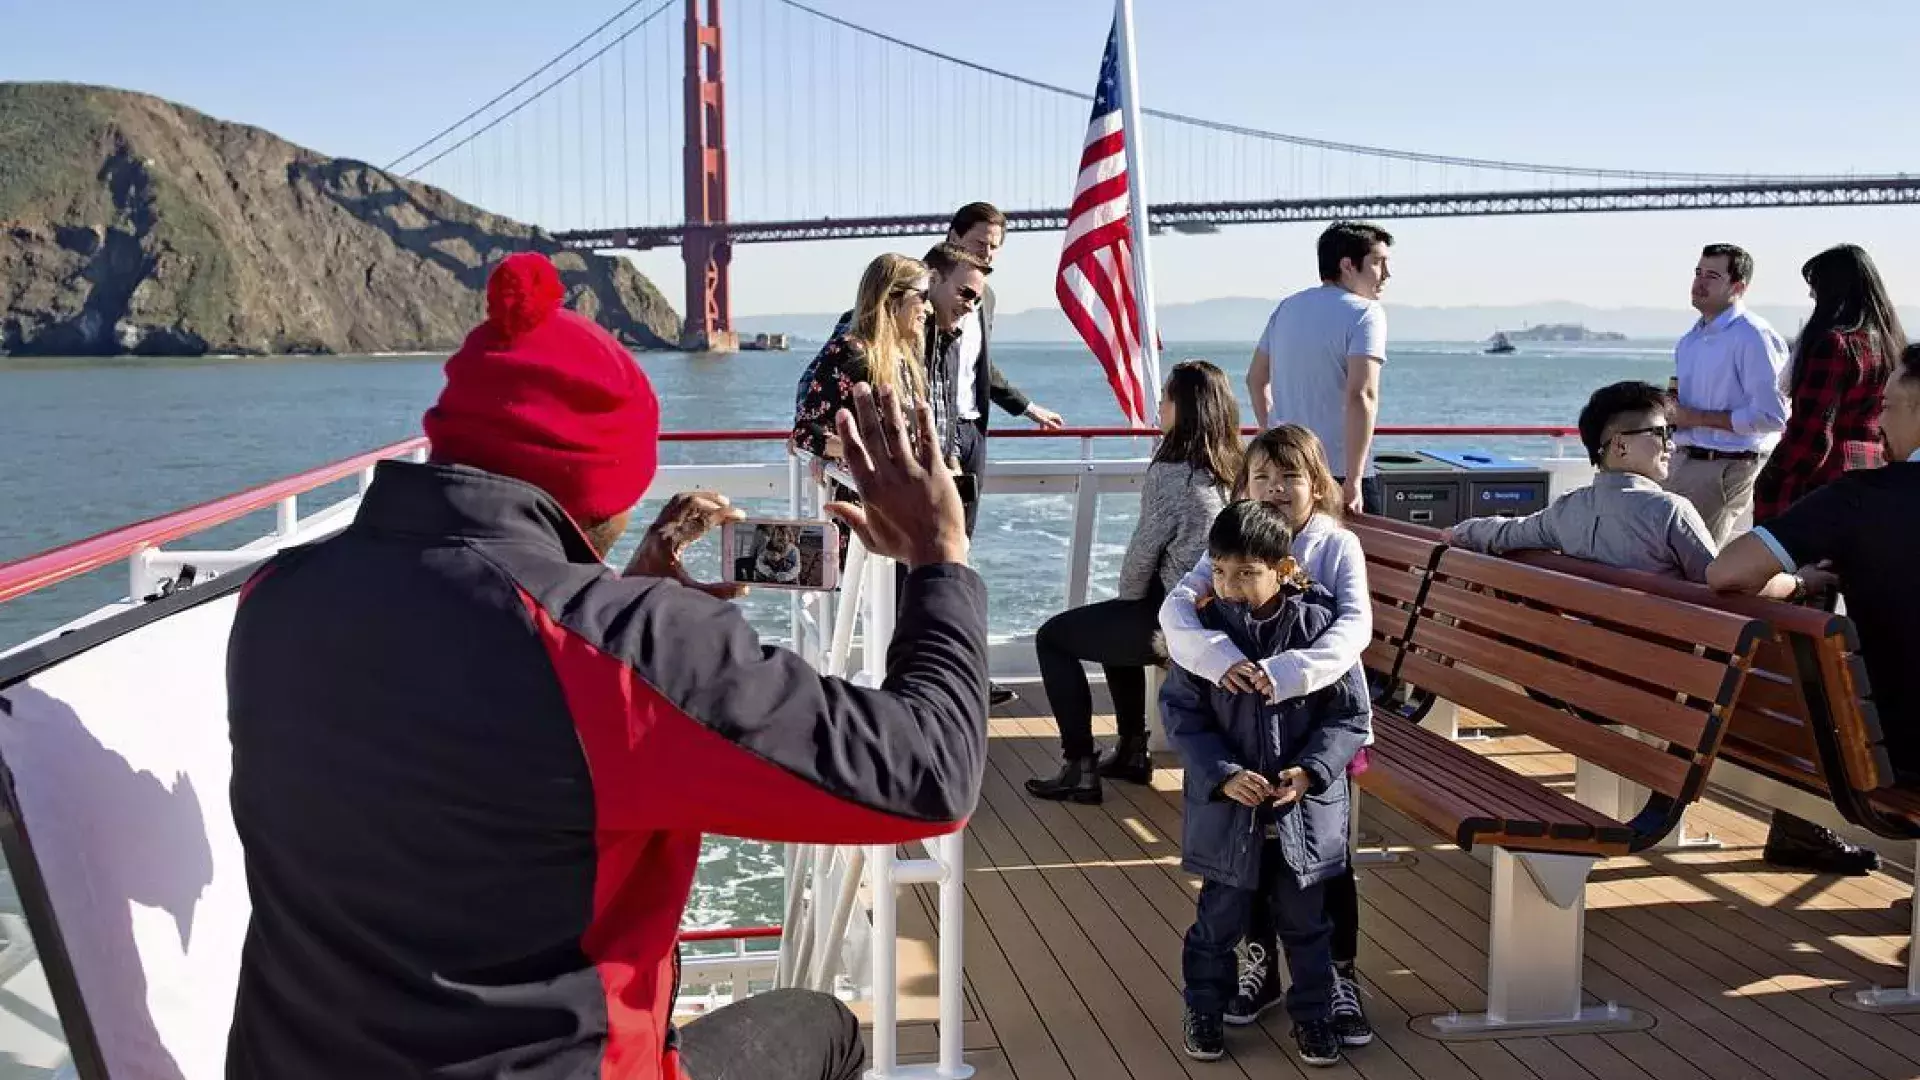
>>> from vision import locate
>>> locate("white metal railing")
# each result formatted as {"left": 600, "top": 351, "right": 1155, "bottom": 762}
{"left": 1, "top": 435, "right": 1596, "bottom": 1078}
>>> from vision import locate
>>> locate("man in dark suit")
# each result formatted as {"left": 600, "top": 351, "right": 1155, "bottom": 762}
{"left": 928, "top": 203, "right": 1066, "bottom": 704}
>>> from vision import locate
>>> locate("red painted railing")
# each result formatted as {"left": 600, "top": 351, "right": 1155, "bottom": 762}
{"left": 660, "top": 424, "right": 1578, "bottom": 441}
{"left": 0, "top": 437, "right": 428, "bottom": 606}
{"left": 679, "top": 925, "right": 785, "bottom": 943}
{"left": 0, "top": 424, "right": 1576, "bottom": 607}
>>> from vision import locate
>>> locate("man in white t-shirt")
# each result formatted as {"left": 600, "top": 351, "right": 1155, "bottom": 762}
{"left": 1246, "top": 222, "right": 1393, "bottom": 514}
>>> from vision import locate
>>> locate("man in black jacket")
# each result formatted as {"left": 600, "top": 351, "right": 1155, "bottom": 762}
{"left": 940, "top": 202, "right": 1066, "bottom": 495}
{"left": 934, "top": 202, "right": 1066, "bottom": 705}
{"left": 226, "top": 253, "right": 988, "bottom": 1080}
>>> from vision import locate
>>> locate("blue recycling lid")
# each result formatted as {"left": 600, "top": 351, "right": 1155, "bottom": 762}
{"left": 1419, "top": 448, "right": 1537, "bottom": 471}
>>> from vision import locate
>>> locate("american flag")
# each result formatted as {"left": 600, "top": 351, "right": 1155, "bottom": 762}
{"left": 1056, "top": 20, "right": 1156, "bottom": 428}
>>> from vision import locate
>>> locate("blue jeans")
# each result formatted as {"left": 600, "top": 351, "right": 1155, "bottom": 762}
{"left": 1184, "top": 840, "right": 1334, "bottom": 1022}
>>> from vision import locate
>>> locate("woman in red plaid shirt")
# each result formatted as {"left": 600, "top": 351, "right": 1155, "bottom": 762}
{"left": 1753, "top": 244, "right": 1907, "bottom": 523}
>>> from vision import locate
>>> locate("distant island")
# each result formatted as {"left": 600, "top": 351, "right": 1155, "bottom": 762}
{"left": 1493, "top": 323, "right": 1627, "bottom": 343}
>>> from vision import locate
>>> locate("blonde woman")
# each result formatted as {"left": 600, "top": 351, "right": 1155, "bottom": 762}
{"left": 792, "top": 253, "right": 934, "bottom": 466}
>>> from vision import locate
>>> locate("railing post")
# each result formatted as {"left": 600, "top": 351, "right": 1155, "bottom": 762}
{"left": 935, "top": 830, "right": 971, "bottom": 1078}
{"left": 128, "top": 549, "right": 156, "bottom": 601}
{"left": 359, "top": 466, "right": 377, "bottom": 493}
{"left": 1064, "top": 472, "right": 1100, "bottom": 609}
{"left": 828, "top": 538, "right": 868, "bottom": 679}
{"left": 866, "top": 843, "right": 899, "bottom": 1077}
{"left": 863, "top": 554, "right": 896, "bottom": 686}
{"left": 788, "top": 454, "right": 806, "bottom": 656}
{"left": 275, "top": 496, "right": 299, "bottom": 537}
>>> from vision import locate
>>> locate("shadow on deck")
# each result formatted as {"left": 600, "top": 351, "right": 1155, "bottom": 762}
{"left": 867, "top": 681, "right": 1920, "bottom": 1080}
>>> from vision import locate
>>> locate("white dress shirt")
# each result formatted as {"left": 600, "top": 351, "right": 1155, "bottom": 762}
{"left": 1673, "top": 303, "right": 1791, "bottom": 453}
{"left": 954, "top": 309, "right": 984, "bottom": 422}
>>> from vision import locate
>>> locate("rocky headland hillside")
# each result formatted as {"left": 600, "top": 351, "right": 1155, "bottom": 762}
{"left": 0, "top": 82, "right": 680, "bottom": 356}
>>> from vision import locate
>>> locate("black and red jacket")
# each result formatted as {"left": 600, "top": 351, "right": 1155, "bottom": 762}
{"left": 224, "top": 461, "right": 988, "bottom": 1078}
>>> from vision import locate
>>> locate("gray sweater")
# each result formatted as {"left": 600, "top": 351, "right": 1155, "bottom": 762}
{"left": 1119, "top": 462, "right": 1229, "bottom": 601}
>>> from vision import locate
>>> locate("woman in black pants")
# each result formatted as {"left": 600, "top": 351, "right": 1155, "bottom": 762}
{"left": 1026, "top": 360, "right": 1243, "bottom": 804}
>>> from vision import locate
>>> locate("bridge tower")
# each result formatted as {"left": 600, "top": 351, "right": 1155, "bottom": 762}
{"left": 681, "top": 0, "right": 736, "bottom": 353}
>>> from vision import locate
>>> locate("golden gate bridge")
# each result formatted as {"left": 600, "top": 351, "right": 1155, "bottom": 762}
{"left": 383, "top": 0, "right": 1920, "bottom": 351}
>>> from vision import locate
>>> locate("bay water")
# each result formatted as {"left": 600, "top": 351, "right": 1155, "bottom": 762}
{"left": 0, "top": 338, "right": 1674, "bottom": 932}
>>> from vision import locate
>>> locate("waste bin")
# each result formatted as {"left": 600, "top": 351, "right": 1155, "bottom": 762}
{"left": 1419, "top": 449, "right": 1550, "bottom": 522}
{"left": 1369, "top": 449, "right": 1550, "bottom": 528}
{"left": 1371, "top": 450, "right": 1462, "bottom": 527}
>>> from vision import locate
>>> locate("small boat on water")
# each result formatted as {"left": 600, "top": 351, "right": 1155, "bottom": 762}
{"left": 1485, "top": 331, "right": 1516, "bottom": 354}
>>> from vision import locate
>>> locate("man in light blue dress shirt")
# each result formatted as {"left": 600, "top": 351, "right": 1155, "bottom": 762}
{"left": 1665, "top": 243, "right": 1792, "bottom": 544}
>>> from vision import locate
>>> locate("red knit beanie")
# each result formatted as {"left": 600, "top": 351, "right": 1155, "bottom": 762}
{"left": 423, "top": 253, "right": 659, "bottom": 526}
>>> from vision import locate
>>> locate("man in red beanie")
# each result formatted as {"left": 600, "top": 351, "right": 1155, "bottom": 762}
{"left": 225, "top": 253, "right": 987, "bottom": 1080}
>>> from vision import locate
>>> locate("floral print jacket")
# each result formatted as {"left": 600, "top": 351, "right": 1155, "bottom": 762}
{"left": 790, "top": 328, "right": 926, "bottom": 460}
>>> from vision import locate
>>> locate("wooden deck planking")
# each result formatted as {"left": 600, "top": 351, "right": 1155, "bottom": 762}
{"left": 1490, "top": 740, "right": 1920, "bottom": 1073}
{"left": 858, "top": 690, "right": 1920, "bottom": 1079}
{"left": 997, "top": 715, "right": 1545, "bottom": 1080}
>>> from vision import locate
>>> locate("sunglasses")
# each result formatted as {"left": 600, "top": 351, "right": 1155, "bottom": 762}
{"left": 1616, "top": 424, "right": 1674, "bottom": 442}
{"left": 956, "top": 285, "right": 981, "bottom": 304}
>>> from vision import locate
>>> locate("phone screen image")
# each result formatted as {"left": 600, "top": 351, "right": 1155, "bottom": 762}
{"left": 726, "top": 519, "right": 838, "bottom": 590}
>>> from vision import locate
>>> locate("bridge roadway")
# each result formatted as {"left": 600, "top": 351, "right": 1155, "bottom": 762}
{"left": 553, "top": 175, "right": 1920, "bottom": 251}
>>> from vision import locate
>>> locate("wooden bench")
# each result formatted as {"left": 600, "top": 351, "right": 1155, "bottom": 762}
{"left": 1346, "top": 516, "right": 1768, "bottom": 1038}
{"left": 1502, "top": 550, "right": 1920, "bottom": 1013}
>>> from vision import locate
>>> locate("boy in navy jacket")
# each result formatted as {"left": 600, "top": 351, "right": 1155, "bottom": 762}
{"left": 1162, "top": 500, "right": 1370, "bottom": 1068}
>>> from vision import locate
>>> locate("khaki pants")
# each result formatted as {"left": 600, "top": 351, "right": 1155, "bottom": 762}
{"left": 1664, "top": 451, "right": 1763, "bottom": 546}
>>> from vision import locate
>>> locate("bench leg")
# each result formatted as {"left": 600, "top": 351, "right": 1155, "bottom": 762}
{"left": 1846, "top": 841, "right": 1920, "bottom": 1013}
{"left": 1418, "top": 850, "right": 1646, "bottom": 1039}
{"left": 1418, "top": 698, "right": 1486, "bottom": 742}
{"left": 1573, "top": 745, "right": 1719, "bottom": 851}
{"left": 1348, "top": 785, "right": 1405, "bottom": 867}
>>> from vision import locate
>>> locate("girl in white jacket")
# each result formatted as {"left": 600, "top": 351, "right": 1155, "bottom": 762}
{"left": 1158, "top": 424, "right": 1375, "bottom": 1049}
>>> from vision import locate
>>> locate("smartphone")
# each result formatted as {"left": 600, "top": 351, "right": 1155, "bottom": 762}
{"left": 720, "top": 517, "right": 841, "bottom": 591}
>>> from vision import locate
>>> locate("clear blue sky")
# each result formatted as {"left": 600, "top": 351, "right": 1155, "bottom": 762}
{"left": 11, "top": 0, "right": 1920, "bottom": 319}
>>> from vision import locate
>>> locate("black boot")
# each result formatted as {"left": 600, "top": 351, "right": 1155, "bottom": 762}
{"left": 1025, "top": 756, "right": 1102, "bottom": 804}
{"left": 1097, "top": 734, "right": 1154, "bottom": 785}
{"left": 1764, "top": 812, "right": 1880, "bottom": 876}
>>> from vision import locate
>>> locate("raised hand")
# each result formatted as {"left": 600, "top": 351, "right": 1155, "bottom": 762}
{"left": 823, "top": 384, "right": 969, "bottom": 569}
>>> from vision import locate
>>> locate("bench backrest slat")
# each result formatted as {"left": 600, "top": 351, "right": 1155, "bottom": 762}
{"left": 1507, "top": 549, "right": 1890, "bottom": 798}
{"left": 1418, "top": 574, "right": 1735, "bottom": 707}
{"left": 1407, "top": 594, "right": 1715, "bottom": 752}
{"left": 1354, "top": 531, "right": 1763, "bottom": 834}
{"left": 1809, "top": 634, "right": 1889, "bottom": 791}
{"left": 1437, "top": 549, "right": 1757, "bottom": 654}
{"left": 1395, "top": 651, "right": 1696, "bottom": 795}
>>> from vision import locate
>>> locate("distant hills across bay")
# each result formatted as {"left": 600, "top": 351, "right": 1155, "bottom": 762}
{"left": 733, "top": 298, "right": 1906, "bottom": 347}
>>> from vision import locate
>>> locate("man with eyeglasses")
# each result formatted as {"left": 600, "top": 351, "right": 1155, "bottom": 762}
{"left": 920, "top": 241, "right": 994, "bottom": 521}
{"left": 1442, "top": 381, "right": 1808, "bottom": 598}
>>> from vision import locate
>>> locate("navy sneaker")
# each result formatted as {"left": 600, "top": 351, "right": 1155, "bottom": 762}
{"left": 1293, "top": 1019, "right": 1342, "bottom": 1067}
{"left": 1330, "top": 963, "right": 1374, "bottom": 1046}
{"left": 1182, "top": 1009, "right": 1225, "bottom": 1061}
{"left": 1223, "top": 939, "right": 1282, "bottom": 1026}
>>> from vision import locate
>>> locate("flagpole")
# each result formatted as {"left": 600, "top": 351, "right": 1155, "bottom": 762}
{"left": 1112, "top": 0, "right": 1162, "bottom": 426}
